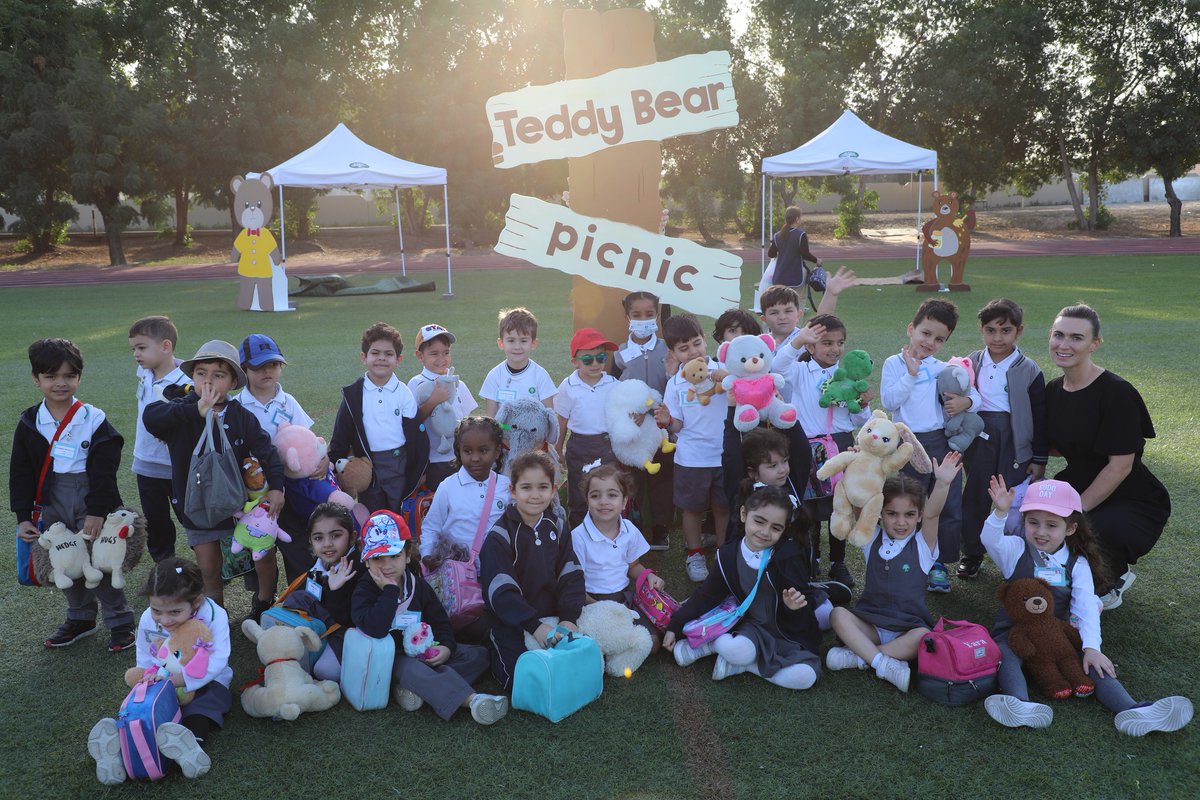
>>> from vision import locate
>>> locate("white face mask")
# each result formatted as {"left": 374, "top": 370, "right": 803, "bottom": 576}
{"left": 629, "top": 319, "right": 657, "bottom": 338}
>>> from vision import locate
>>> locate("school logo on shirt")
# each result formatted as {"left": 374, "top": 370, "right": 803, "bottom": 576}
{"left": 901, "top": 563, "right": 911, "bottom": 573}
{"left": 528, "top": 387, "right": 536, "bottom": 394}
{"left": 394, "top": 408, "right": 401, "bottom": 416}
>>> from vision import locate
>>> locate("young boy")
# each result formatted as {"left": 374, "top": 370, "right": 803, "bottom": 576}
{"left": 712, "top": 307, "right": 762, "bottom": 344}
{"left": 554, "top": 328, "right": 619, "bottom": 529}
{"left": 759, "top": 286, "right": 806, "bottom": 350}
{"left": 958, "top": 298, "right": 1048, "bottom": 579}
{"left": 480, "top": 307, "right": 556, "bottom": 417}
{"left": 129, "top": 316, "right": 190, "bottom": 562}
{"left": 879, "top": 299, "right": 980, "bottom": 593}
{"left": 329, "top": 322, "right": 429, "bottom": 515}
{"left": 655, "top": 314, "right": 730, "bottom": 582}
{"left": 12, "top": 339, "right": 133, "bottom": 650}
{"left": 144, "top": 341, "right": 285, "bottom": 613}
{"left": 407, "top": 324, "right": 478, "bottom": 490}
{"left": 233, "top": 333, "right": 314, "bottom": 439}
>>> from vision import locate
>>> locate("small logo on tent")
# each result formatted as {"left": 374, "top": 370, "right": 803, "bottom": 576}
{"left": 349, "top": 161, "right": 370, "bottom": 168}
{"left": 838, "top": 150, "right": 859, "bottom": 158}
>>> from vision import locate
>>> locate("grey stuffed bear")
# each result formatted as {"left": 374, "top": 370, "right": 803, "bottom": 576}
{"left": 937, "top": 360, "right": 985, "bottom": 452}
{"left": 410, "top": 368, "right": 460, "bottom": 454}
{"left": 495, "top": 398, "right": 565, "bottom": 526}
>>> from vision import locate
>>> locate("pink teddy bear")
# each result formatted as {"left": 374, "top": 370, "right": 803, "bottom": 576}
{"left": 718, "top": 334, "right": 799, "bottom": 433}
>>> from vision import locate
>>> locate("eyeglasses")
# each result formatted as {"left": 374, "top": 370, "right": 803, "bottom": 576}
{"left": 577, "top": 352, "right": 609, "bottom": 365}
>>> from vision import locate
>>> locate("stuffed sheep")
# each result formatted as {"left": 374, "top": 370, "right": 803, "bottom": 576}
{"left": 605, "top": 379, "right": 675, "bottom": 474}
{"left": 38, "top": 522, "right": 103, "bottom": 589}
{"left": 718, "top": 334, "right": 798, "bottom": 433}
{"left": 241, "top": 620, "right": 341, "bottom": 720}
{"left": 410, "top": 368, "right": 460, "bottom": 454}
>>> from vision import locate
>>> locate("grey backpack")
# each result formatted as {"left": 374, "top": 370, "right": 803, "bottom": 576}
{"left": 183, "top": 410, "right": 246, "bottom": 528}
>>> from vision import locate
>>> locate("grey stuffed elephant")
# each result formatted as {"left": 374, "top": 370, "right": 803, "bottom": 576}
{"left": 938, "top": 362, "right": 985, "bottom": 452}
{"left": 495, "top": 398, "right": 565, "bottom": 526}
{"left": 411, "top": 368, "right": 460, "bottom": 454}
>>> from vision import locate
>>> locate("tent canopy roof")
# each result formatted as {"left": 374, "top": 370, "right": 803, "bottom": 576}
{"left": 762, "top": 110, "right": 936, "bottom": 178}
{"left": 266, "top": 123, "right": 447, "bottom": 189}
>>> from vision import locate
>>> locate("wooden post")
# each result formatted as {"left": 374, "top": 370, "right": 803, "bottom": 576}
{"left": 562, "top": 8, "right": 662, "bottom": 344}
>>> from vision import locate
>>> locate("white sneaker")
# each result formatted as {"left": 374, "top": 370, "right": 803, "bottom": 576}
{"left": 673, "top": 639, "right": 716, "bottom": 667}
{"left": 875, "top": 655, "right": 910, "bottom": 693}
{"left": 155, "top": 722, "right": 211, "bottom": 779}
{"left": 1101, "top": 571, "right": 1137, "bottom": 611}
{"left": 393, "top": 686, "right": 424, "bottom": 711}
{"left": 87, "top": 718, "right": 126, "bottom": 785}
{"left": 469, "top": 693, "right": 509, "bottom": 725}
{"left": 711, "top": 655, "right": 748, "bottom": 681}
{"left": 686, "top": 553, "right": 709, "bottom": 583}
{"left": 1114, "top": 697, "right": 1193, "bottom": 737}
{"left": 825, "top": 646, "right": 867, "bottom": 671}
{"left": 985, "top": 694, "right": 1054, "bottom": 728}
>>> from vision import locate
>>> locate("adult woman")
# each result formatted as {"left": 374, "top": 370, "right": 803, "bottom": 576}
{"left": 767, "top": 207, "right": 823, "bottom": 289}
{"left": 1044, "top": 304, "right": 1170, "bottom": 609}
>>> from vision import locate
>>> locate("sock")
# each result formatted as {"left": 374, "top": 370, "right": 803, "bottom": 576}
{"left": 687, "top": 548, "right": 704, "bottom": 557}
{"left": 871, "top": 652, "right": 885, "bottom": 671}
{"left": 182, "top": 714, "right": 213, "bottom": 743}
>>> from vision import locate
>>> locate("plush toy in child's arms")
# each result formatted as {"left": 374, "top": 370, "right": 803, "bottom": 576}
{"left": 718, "top": 334, "right": 798, "bottom": 432}
{"left": 124, "top": 618, "right": 215, "bottom": 705}
{"left": 681, "top": 357, "right": 725, "bottom": 406}
{"left": 411, "top": 368, "right": 460, "bottom": 454}
{"left": 605, "top": 379, "right": 676, "bottom": 474}
{"left": 38, "top": 522, "right": 103, "bottom": 589}
{"left": 819, "top": 349, "right": 873, "bottom": 413}
{"left": 403, "top": 621, "right": 440, "bottom": 660}
{"left": 938, "top": 357, "right": 985, "bottom": 452}
{"left": 999, "top": 577, "right": 1095, "bottom": 700}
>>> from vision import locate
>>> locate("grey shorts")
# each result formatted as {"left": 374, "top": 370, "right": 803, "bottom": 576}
{"left": 186, "top": 527, "right": 232, "bottom": 547}
{"left": 673, "top": 465, "right": 727, "bottom": 512}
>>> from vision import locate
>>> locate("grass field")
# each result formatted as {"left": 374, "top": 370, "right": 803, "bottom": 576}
{"left": 1, "top": 255, "right": 1197, "bottom": 799}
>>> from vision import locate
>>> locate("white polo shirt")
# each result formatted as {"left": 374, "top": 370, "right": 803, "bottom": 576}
{"left": 977, "top": 349, "right": 1021, "bottom": 413}
{"left": 361, "top": 373, "right": 418, "bottom": 451}
{"left": 234, "top": 384, "right": 314, "bottom": 439}
{"left": 37, "top": 399, "right": 107, "bottom": 475}
{"left": 419, "top": 468, "right": 512, "bottom": 559}
{"left": 664, "top": 358, "right": 727, "bottom": 467}
{"left": 133, "top": 363, "right": 189, "bottom": 478}
{"left": 554, "top": 372, "right": 616, "bottom": 435}
{"left": 479, "top": 358, "right": 557, "bottom": 405}
{"left": 772, "top": 347, "right": 871, "bottom": 435}
{"left": 407, "top": 369, "right": 479, "bottom": 464}
{"left": 880, "top": 351, "right": 982, "bottom": 434}
{"left": 571, "top": 514, "right": 650, "bottom": 595}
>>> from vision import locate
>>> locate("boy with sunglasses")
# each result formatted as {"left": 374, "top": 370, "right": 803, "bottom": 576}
{"left": 554, "top": 328, "right": 619, "bottom": 529}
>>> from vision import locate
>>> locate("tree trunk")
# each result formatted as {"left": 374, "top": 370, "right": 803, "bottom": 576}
{"left": 98, "top": 206, "right": 127, "bottom": 266}
{"left": 781, "top": 178, "right": 797, "bottom": 207}
{"left": 1087, "top": 154, "right": 1100, "bottom": 230}
{"left": 173, "top": 183, "right": 188, "bottom": 246}
{"left": 1162, "top": 172, "right": 1182, "bottom": 237}
{"left": 1059, "top": 136, "right": 1087, "bottom": 230}
{"left": 855, "top": 175, "right": 867, "bottom": 212}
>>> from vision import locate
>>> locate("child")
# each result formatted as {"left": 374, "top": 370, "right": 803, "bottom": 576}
{"left": 88, "top": 558, "right": 232, "bottom": 783}
{"left": 329, "top": 322, "right": 429, "bottom": 515}
{"left": 664, "top": 484, "right": 822, "bottom": 690}
{"left": 129, "top": 316, "right": 190, "bottom": 562}
{"left": 759, "top": 285, "right": 805, "bottom": 350}
{"left": 982, "top": 477, "right": 1193, "bottom": 735}
{"left": 143, "top": 340, "right": 285, "bottom": 613}
{"left": 570, "top": 464, "right": 664, "bottom": 647}
{"left": 773, "top": 313, "right": 872, "bottom": 589}
{"left": 12, "top": 338, "right": 133, "bottom": 650}
{"left": 480, "top": 307, "right": 556, "bottom": 417}
{"left": 712, "top": 307, "right": 762, "bottom": 344}
{"left": 352, "top": 510, "right": 508, "bottom": 724}
{"left": 408, "top": 323, "right": 479, "bottom": 490}
{"left": 555, "top": 328, "right": 619, "bottom": 529}
{"left": 825, "top": 454, "right": 961, "bottom": 693}
{"left": 880, "top": 299, "right": 979, "bottom": 593}
{"left": 957, "top": 298, "right": 1048, "bottom": 579}
{"left": 656, "top": 313, "right": 730, "bottom": 583}
{"left": 233, "top": 333, "right": 314, "bottom": 439}
{"left": 480, "top": 450, "right": 585, "bottom": 689}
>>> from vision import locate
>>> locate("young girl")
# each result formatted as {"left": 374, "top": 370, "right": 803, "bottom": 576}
{"left": 571, "top": 464, "right": 666, "bottom": 648}
{"left": 713, "top": 308, "right": 763, "bottom": 344}
{"left": 88, "top": 558, "right": 232, "bottom": 784}
{"left": 982, "top": 477, "right": 1193, "bottom": 735}
{"left": 826, "top": 454, "right": 961, "bottom": 692}
{"left": 351, "top": 510, "right": 508, "bottom": 725}
{"left": 480, "top": 450, "right": 586, "bottom": 689}
{"left": 664, "top": 484, "right": 822, "bottom": 689}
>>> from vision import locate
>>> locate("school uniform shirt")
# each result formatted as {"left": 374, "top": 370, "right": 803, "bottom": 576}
{"left": 479, "top": 358, "right": 557, "bottom": 405}
{"left": 772, "top": 347, "right": 872, "bottom": 435}
{"left": 135, "top": 597, "right": 233, "bottom": 691}
{"left": 360, "top": 373, "right": 418, "bottom": 450}
{"left": 554, "top": 371, "right": 616, "bottom": 435}
{"left": 880, "top": 351, "right": 982, "bottom": 434}
{"left": 132, "top": 362, "right": 188, "bottom": 478}
{"left": 613, "top": 335, "right": 669, "bottom": 394}
{"left": 860, "top": 526, "right": 938, "bottom": 571}
{"left": 407, "top": 369, "right": 479, "bottom": 465}
{"left": 976, "top": 349, "right": 1020, "bottom": 413}
{"left": 328, "top": 377, "right": 429, "bottom": 496}
{"left": 233, "top": 384, "right": 314, "bottom": 439}
{"left": 664, "top": 358, "right": 727, "bottom": 467}
{"left": 352, "top": 570, "right": 457, "bottom": 652}
{"left": 419, "top": 468, "right": 512, "bottom": 559}
{"left": 571, "top": 515, "right": 650, "bottom": 595}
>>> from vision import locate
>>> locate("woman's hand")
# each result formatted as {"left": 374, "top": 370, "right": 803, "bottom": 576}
{"left": 1082, "top": 647, "right": 1116, "bottom": 679}
{"left": 327, "top": 556, "right": 358, "bottom": 592}
{"left": 988, "top": 475, "right": 1014, "bottom": 516}
{"left": 782, "top": 587, "right": 807, "bottom": 611}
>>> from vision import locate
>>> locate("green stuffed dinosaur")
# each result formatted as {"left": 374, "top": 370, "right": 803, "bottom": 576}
{"left": 819, "top": 349, "right": 873, "bottom": 413}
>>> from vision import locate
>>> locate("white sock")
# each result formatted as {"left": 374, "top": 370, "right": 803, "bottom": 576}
{"left": 871, "top": 652, "right": 885, "bottom": 671}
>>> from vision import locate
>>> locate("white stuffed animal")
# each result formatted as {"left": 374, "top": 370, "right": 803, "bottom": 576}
{"left": 38, "top": 522, "right": 103, "bottom": 589}
{"left": 241, "top": 620, "right": 341, "bottom": 721}
{"left": 523, "top": 603, "right": 653, "bottom": 678}
{"left": 411, "top": 368, "right": 460, "bottom": 454}
{"left": 89, "top": 509, "right": 139, "bottom": 590}
{"left": 605, "top": 379, "right": 676, "bottom": 474}
{"left": 718, "top": 334, "right": 799, "bottom": 432}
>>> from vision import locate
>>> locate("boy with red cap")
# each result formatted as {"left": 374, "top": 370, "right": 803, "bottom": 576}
{"left": 554, "top": 328, "right": 619, "bottom": 529}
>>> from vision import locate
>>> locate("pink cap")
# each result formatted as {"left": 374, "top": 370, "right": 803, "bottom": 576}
{"left": 1019, "top": 479, "right": 1083, "bottom": 517}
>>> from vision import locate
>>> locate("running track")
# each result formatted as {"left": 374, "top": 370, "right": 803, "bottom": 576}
{"left": 1, "top": 236, "right": 1194, "bottom": 289}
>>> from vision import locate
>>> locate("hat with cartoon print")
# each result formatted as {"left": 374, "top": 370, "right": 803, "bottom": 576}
{"left": 360, "top": 510, "right": 412, "bottom": 560}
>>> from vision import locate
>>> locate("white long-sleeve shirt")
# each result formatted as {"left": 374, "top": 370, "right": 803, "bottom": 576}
{"left": 772, "top": 347, "right": 872, "bottom": 435}
{"left": 880, "top": 351, "right": 981, "bottom": 434}
{"left": 419, "top": 467, "right": 512, "bottom": 559}
{"left": 135, "top": 597, "right": 233, "bottom": 693}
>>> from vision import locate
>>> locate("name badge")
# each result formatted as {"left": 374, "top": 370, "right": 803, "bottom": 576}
{"left": 497, "top": 389, "right": 517, "bottom": 403}
{"left": 1034, "top": 564, "right": 1068, "bottom": 587}
{"left": 271, "top": 407, "right": 294, "bottom": 427}
{"left": 52, "top": 442, "right": 78, "bottom": 460}
{"left": 305, "top": 577, "right": 324, "bottom": 600}
{"left": 391, "top": 609, "right": 422, "bottom": 631}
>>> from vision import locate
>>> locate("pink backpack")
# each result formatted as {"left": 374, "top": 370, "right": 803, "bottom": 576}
{"left": 915, "top": 617, "right": 1000, "bottom": 706}
{"left": 632, "top": 569, "right": 680, "bottom": 631}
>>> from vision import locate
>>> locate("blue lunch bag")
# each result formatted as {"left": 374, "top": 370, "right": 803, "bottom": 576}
{"left": 512, "top": 627, "right": 603, "bottom": 722}
{"left": 340, "top": 627, "right": 395, "bottom": 711}
{"left": 117, "top": 680, "right": 181, "bottom": 781}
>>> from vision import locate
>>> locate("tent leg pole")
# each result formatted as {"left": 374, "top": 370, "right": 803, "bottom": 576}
{"left": 394, "top": 189, "right": 406, "bottom": 277}
{"left": 760, "top": 174, "right": 766, "bottom": 275}
{"left": 278, "top": 184, "right": 287, "bottom": 263}
{"left": 442, "top": 184, "right": 453, "bottom": 299}
{"left": 916, "top": 173, "right": 922, "bottom": 274}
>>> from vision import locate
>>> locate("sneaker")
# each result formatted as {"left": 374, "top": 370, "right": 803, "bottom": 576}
{"left": 87, "top": 718, "right": 126, "bottom": 786}
{"left": 673, "top": 639, "right": 715, "bottom": 667}
{"left": 107, "top": 624, "right": 136, "bottom": 653}
{"left": 155, "top": 722, "right": 211, "bottom": 779}
{"left": 711, "top": 655, "right": 747, "bottom": 681}
{"left": 1101, "top": 570, "right": 1137, "bottom": 611}
{"left": 927, "top": 562, "right": 951, "bottom": 594}
{"left": 828, "top": 560, "right": 856, "bottom": 588}
{"left": 647, "top": 525, "right": 670, "bottom": 552}
{"left": 876, "top": 655, "right": 910, "bottom": 692}
{"left": 1114, "top": 697, "right": 1194, "bottom": 737}
{"left": 685, "top": 553, "right": 709, "bottom": 583}
{"left": 247, "top": 594, "right": 274, "bottom": 624}
{"left": 985, "top": 694, "right": 1054, "bottom": 729}
{"left": 469, "top": 693, "right": 509, "bottom": 725}
{"left": 825, "top": 646, "right": 867, "bottom": 671}
{"left": 699, "top": 533, "right": 717, "bottom": 549}
{"left": 956, "top": 555, "right": 983, "bottom": 580}
{"left": 809, "top": 579, "right": 852, "bottom": 607}
{"left": 45, "top": 619, "right": 97, "bottom": 648}
{"left": 393, "top": 687, "right": 424, "bottom": 712}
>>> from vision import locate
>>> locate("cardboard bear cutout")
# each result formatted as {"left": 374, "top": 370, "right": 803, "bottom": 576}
{"left": 230, "top": 173, "right": 290, "bottom": 311}
{"left": 918, "top": 190, "right": 974, "bottom": 292}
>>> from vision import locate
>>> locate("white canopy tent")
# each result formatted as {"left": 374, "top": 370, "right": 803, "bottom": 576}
{"left": 760, "top": 110, "right": 938, "bottom": 273}
{"left": 266, "top": 123, "right": 455, "bottom": 295}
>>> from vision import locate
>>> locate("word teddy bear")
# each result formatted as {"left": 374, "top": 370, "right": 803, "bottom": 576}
{"left": 718, "top": 334, "right": 798, "bottom": 433}
{"left": 999, "top": 577, "right": 1095, "bottom": 700}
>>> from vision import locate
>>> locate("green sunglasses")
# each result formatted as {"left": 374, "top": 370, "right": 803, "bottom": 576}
{"left": 577, "top": 352, "right": 609, "bottom": 365}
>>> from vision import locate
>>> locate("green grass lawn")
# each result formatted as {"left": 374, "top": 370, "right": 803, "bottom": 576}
{"left": 1, "top": 256, "right": 1197, "bottom": 798}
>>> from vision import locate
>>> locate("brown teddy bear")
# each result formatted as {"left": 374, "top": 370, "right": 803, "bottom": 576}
{"left": 999, "top": 577, "right": 1095, "bottom": 700}
{"left": 682, "top": 357, "right": 724, "bottom": 405}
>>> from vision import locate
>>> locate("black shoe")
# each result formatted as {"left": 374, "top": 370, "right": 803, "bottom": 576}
{"left": 247, "top": 595, "right": 274, "bottom": 624}
{"left": 107, "top": 624, "right": 136, "bottom": 653}
{"left": 809, "top": 579, "right": 853, "bottom": 606}
{"left": 828, "top": 560, "right": 856, "bottom": 588}
{"left": 648, "top": 525, "right": 670, "bottom": 552}
{"left": 45, "top": 619, "right": 98, "bottom": 648}
{"left": 957, "top": 555, "right": 983, "bottom": 580}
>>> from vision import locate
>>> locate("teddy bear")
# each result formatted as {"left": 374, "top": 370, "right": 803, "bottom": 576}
{"left": 605, "top": 379, "right": 676, "bottom": 474}
{"left": 919, "top": 190, "right": 975, "bottom": 292}
{"left": 681, "top": 357, "right": 725, "bottom": 406}
{"left": 230, "top": 173, "right": 289, "bottom": 312}
{"left": 124, "top": 618, "right": 215, "bottom": 706}
{"left": 232, "top": 500, "right": 293, "bottom": 561}
{"left": 410, "top": 368, "right": 460, "bottom": 454}
{"left": 240, "top": 619, "right": 341, "bottom": 720}
{"left": 816, "top": 410, "right": 932, "bottom": 546}
{"left": 938, "top": 357, "right": 985, "bottom": 452}
{"left": 38, "top": 522, "right": 103, "bottom": 589}
{"left": 819, "top": 349, "right": 873, "bottom": 413}
{"left": 998, "top": 577, "right": 1095, "bottom": 700}
{"left": 524, "top": 602, "right": 653, "bottom": 678}
{"left": 335, "top": 456, "right": 374, "bottom": 498}
{"left": 402, "top": 621, "right": 440, "bottom": 661}
{"left": 718, "top": 334, "right": 798, "bottom": 433}
{"left": 88, "top": 509, "right": 146, "bottom": 591}
{"left": 274, "top": 423, "right": 356, "bottom": 521}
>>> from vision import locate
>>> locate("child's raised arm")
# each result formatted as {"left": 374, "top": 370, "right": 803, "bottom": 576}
{"left": 920, "top": 452, "right": 962, "bottom": 551}
{"left": 816, "top": 266, "right": 857, "bottom": 316}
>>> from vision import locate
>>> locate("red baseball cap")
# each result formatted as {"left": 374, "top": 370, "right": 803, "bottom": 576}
{"left": 570, "top": 328, "right": 618, "bottom": 357}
